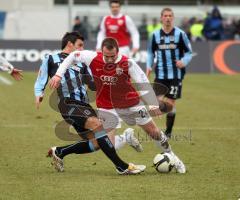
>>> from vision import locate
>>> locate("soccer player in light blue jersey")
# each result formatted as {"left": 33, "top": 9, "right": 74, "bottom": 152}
{"left": 146, "top": 8, "right": 193, "bottom": 138}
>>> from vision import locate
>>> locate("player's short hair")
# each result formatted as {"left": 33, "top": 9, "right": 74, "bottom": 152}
{"left": 61, "top": 31, "right": 84, "bottom": 50}
{"left": 109, "top": 0, "right": 121, "bottom": 6}
{"left": 161, "top": 7, "right": 174, "bottom": 16}
{"left": 101, "top": 37, "right": 119, "bottom": 52}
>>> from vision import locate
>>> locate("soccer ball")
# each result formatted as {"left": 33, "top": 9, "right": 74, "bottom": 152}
{"left": 153, "top": 153, "right": 175, "bottom": 173}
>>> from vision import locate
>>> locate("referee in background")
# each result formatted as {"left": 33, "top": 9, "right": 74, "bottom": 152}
{"left": 146, "top": 8, "right": 193, "bottom": 138}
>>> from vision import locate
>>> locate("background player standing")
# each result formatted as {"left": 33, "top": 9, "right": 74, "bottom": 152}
{"left": 146, "top": 8, "right": 193, "bottom": 138}
{"left": 96, "top": 0, "right": 140, "bottom": 57}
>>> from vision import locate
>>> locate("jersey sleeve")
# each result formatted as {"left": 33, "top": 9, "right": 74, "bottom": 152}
{"left": 128, "top": 59, "right": 158, "bottom": 106}
{"left": 56, "top": 50, "right": 97, "bottom": 78}
{"left": 34, "top": 55, "right": 50, "bottom": 97}
{"left": 96, "top": 16, "right": 107, "bottom": 50}
{"left": 82, "top": 63, "right": 96, "bottom": 91}
{"left": 146, "top": 33, "right": 157, "bottom": 69}
{"left": 0, "top": 55, "right": 14, "bottom": 73}
{"left": 125, "top": 15, "right": 140, "bottom": 49}
{"left": 180, "top": 32, "right": 193, "bottom": 66}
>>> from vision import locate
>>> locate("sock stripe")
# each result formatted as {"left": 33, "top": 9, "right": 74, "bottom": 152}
{"left": 88, "top": 141, "right": 95, "bottom": 152}
{"left": 95, "top": 130, "right": 107, "bottom": 139}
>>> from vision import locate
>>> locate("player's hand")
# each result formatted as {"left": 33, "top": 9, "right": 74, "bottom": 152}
{"left": 148, "top": 105, "right": 162, "bottom": 117}
{"left": 175, "top": 60, "right": 185, "bottom": 68}
{"left": 11, "top": 68, "right": 23, "bottom": 81}
{"left": 49, "top": 75, "right": 62, "bottom": 89}
{"left": 35, "top": 96, "right": 44, "bottom": 109}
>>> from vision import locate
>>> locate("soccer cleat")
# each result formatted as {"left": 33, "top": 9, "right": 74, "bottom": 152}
{"left": 171, "top": 153, "right": 186, "bottom": 174}
{"left": 124, "top": 128, "right": 143, "bottom": 152}
{"left": 47, "top": 147, "right": 64, "bottom": 172}
{"left": 116, "top": 163, "right": 146, "bottom": 175}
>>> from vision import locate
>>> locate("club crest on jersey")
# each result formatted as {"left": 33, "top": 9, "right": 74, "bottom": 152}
{"left": 116, "top": 67, "right": 123, "bottom": 75}
{"left": 169, "top": 36, "right": 175, "bottom": 42}
{"left": 118, "top": 19, "right": 124, "bottom": 25}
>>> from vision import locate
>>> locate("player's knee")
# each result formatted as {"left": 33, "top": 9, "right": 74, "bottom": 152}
{"left": 89, "top": 140, "right": 100, "bottom": 151}
{"left": 168, "top": 107, "right": 176, "bottom": 115}
{"left": 85, "top": 116, "right": 103, "bottom": 130}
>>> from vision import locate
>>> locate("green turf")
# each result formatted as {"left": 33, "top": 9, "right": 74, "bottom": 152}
{"left": 0, "top": 72, "right": 239, "bottom": 200}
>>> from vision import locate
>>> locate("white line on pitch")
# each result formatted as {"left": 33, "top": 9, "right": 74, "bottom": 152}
{"left": 0, "top": 75, "right": 13, "bottom": 85}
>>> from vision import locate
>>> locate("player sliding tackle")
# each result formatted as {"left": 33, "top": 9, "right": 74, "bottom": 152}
{"left": 49, "top": 37, "right": 186, "bottom": 173}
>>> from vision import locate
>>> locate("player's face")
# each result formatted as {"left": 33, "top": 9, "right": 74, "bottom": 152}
{"left": 73, "top": 39, "right": 84, "bottom": 51}
{"left": 102, "top": 47, "right": 118, "bottom": 64}
{"left": 161, "top": 11, "right": 174, "bottom": 28}
{"left": 110, "top": 3, "right": 121, "bottom": 16}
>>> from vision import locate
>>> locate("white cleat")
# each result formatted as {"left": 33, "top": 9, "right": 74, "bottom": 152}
{"left": 124, "top": 128, "right": 143, "bottom": 152}
{"left": 116, "top": 163, "right": 146, "bottom": 175}
{"left": 171, "top": 153, "right": 186, "bottom": 174}
{"left": 47, "top": 146, "right": 64, "bottom": 172}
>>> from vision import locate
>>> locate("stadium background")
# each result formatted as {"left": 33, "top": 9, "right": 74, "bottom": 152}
{"left": 0, "top": 1, "right": 239, "bottom": 200}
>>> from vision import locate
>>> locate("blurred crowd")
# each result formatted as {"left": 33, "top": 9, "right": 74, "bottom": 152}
{"left": 73, "top": 6, "right": 240, "bottom": 42}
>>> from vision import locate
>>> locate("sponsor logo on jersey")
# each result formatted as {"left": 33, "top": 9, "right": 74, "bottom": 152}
{"left": 108, "top": 25, "right": 119, "bottom": 33}
{"left": 118, "top": 19, "right": 124, "bottom": 25}
{"left": 100, "top": 75, "right": 118, "bottom": 85}
{"left": 158, "top": 44, "right": 176, "bottom": 50}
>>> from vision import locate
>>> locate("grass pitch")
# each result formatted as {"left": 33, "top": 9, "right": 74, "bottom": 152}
{"left": 0, "top": 72, "right": 239, "bottom": 200}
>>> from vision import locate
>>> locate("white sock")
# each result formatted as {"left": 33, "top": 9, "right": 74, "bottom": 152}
{"left": 114, "top": 135, "right": 127, "bottom": 150}
{"left": 155, "top": 131, "right": 172, "bottom": 153}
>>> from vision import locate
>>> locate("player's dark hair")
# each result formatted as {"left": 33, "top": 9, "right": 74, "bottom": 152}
{"left": 101, "top": 37, "right": 119, "bottom": 52}
{"left": 109, "top": 0, "right": 121, "bottom": 6}
{"left": 161, "top": 7, "right": 174, "bottom": 16}
{"left": 61, "top": 31, "right": 84, "bottom": 50}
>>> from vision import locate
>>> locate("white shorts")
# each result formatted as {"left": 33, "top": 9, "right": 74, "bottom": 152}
{"left": 98, "top": 101, "right": 152, "bottom": 130}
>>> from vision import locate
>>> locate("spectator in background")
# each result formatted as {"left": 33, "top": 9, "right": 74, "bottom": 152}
{"left": 223, "top": 18, "right": 237, "bottom": 40}
{"left": 190, "top": 18, "right": 204, "bottom": 42}
{"left": 96, "top": 0, "right": 140, "bottom": 57}
{"left": 234, "top": 19, "right": 240, "bottom": 39}
{"left": 72, "top": 16, "right": 88, "bottom": 40}
{"left": 138, "top": 14, "right": 148, "bottom": 41}
{"left": 203, "top": 6, "right": 224, "bottom": 40}
{"left": 180, "top": 17, "right": 191, "bottom": 40}
{"left": 147, "top": 17, "right": 162, "bottom": 38}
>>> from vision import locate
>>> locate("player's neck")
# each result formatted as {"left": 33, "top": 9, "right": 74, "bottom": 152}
{"left": 162, "top": 26, "right": 173, "bottom": 34}
{"left": 62, "top": 48, "right": 71, "bottom": 54}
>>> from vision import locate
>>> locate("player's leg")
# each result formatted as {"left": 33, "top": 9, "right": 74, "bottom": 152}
{"left": 98, "top": 108, "right": 143, "bottom": 152}
{"left": 51, "top": 98, "right": 145, "bottom": 174}
{"left": 164, "top": 98, "right": 176, "bottom": 138}
{"left": 154, "top": 79, "right": 182, "bottom": 138}
{"left": 139, "top": 119, "right": 186, "bottom": 173}
{"left": 128, "top": 103, "right": 186, "bottom": 173}
{"left": 164, "top": 79, "right": 182, "bottom": 138}
{"left": 84, "top": 116, "right": 145, "bottom": 174}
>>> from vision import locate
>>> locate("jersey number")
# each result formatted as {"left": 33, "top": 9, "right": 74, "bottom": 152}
{"left": 170, "top": 86, "right": 178, "bottom": 96}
